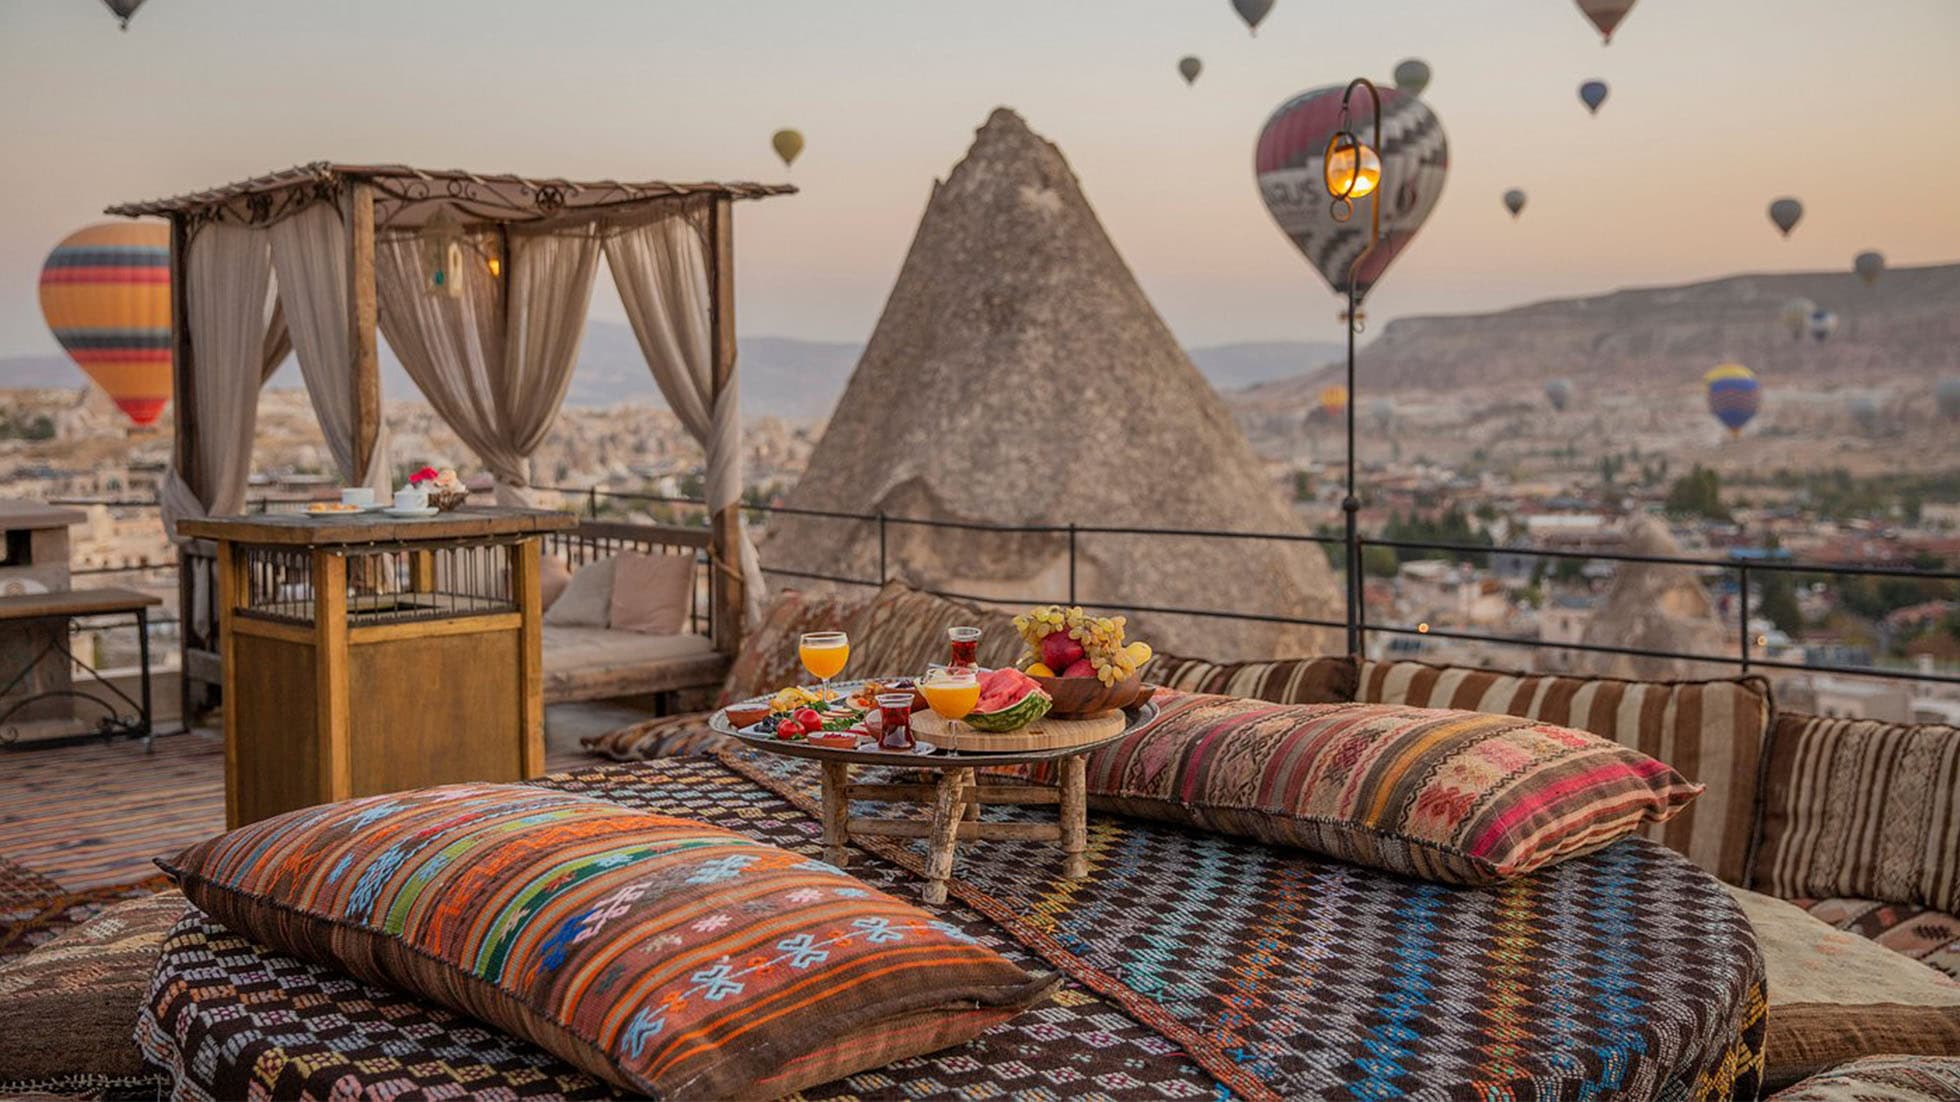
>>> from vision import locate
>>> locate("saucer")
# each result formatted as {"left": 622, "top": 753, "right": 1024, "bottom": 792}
{"left": 385, "top": 506, "right": 439, "bottom": 518}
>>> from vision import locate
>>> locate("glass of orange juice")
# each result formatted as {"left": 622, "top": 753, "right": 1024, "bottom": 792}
{"left": 921, "top": 665, "right": 981, "bottom": 726}
{"left": 798, "top": 631, "right": 850, "bottom": 701}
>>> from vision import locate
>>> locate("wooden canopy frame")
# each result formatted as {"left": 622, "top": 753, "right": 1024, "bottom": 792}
{"left": 109, "top": 164, "right": 795, "bottom": 710}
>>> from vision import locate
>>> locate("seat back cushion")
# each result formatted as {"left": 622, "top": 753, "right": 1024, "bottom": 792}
{"left": 1076, "top": 694, "right": 1700, "bottom": 886}
{"left": 841, "top": 580, "right": 1022, "bottom": 682}
{"left": 1143, "top": 651, "right": 1357, "bottom": 704}
{"left": 0, "top": 889, "right": 189, "bottom": 1093}
{"left": 1767, "top": 1054, "right": 1960, "bottom": 1101}
{"left": 607, "top": 551, "right": 696, "bottom": 636}
{"left": 1730, "top": 886, "right": 1960, "bottom": 1092}
{"left": 160, "top": 783, "right": 1054, "bottom": 1099}
{"left": 1358, "top": 659, "right": 1771, "bottom": 884}
{"left": 1755, "top": 712, "right": 1960, "bottom": 913}
{"left": 542, "top": 556, "right": 617, "bottom": 628}
{"left": 718, "top": 587, "right": 872, "bottom": 706}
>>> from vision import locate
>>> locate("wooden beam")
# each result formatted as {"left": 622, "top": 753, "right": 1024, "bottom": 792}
{"left": 348, "top": 182, "right": 381, "bottom": 484}
{"left": 706, "top": 196, "right": 745, "bottom": 657}
{"left": 169, "top": 213, "right": 201, "bottom": 721}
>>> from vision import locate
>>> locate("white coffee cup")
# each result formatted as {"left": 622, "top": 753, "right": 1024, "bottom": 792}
{"left": 393, "top": 488, "right": 428, "bottom": 511}
{"left": 340, "top": 487, "right": 375, "bottom": 508}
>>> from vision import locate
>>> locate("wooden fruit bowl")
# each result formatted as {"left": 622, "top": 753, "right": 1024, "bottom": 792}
{"left": 1029, "top": 672, "right": 1154, "bottom": 718}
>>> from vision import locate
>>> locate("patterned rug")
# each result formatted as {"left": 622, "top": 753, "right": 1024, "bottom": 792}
{"left": 136, "top": 757, "right": 1766, "bottom": 1100}
{"left": 0, "top": 854, "right": 168, "bottom": 962}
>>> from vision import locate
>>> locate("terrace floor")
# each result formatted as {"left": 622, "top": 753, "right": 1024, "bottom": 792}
{"left": 0, "top": 703, "right": 634, "bottom": 894}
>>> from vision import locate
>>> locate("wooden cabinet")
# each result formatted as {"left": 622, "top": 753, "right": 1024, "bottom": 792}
{"left": 182, "top": 508, "right": 575, "bottom": 827}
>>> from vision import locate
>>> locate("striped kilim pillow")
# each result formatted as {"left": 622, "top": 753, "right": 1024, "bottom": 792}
{"left": 159, "top": 784, "right": 1054, "bottom": 1098}
{"left": 1083, "top": 695, "right": 1702, "bottom": 885}
{"left": 842, "top": 580, "right": 1023, "bottom": 679}
{"left": 1142, "top": 651, "right": 1356, "bottom": 703}
{"left": 1358, "top": 659, "right": 1771, "bottom": 884}
{"left": 1755, "top": 713, "right": 1960, "bottom": 914}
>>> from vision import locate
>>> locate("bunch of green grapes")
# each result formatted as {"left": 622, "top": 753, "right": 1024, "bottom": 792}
{"left": 1015, "top": 605, "right": 1153, "bottom": 685}
{"left": 1012, "top": 604, "right": 1072, "bottom": 647}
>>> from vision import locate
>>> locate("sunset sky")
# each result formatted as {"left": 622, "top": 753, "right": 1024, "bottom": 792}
{"left": 2, "top": 0, "right": 1957, "bottom": 361}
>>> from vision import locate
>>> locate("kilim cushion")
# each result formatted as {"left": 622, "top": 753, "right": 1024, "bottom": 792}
{"left": 1075, "top": 694, "right": 1701, "bottom": 885}
{"left": 1357, "top": 658, "right": 1771, "bottom": 884}
{"left": 718, "top": 586, "right": 871, "bottom": 707}
{"left": 1768, "top": 1055, "right": 1960, "bottom": 1101}
{"left": 1797, "top": 896, "right": 1960, "bottom": 980}
{"left": 842, "top": 579, "right": 1023, "bottom": 680}
{"left": 158, "top": 783, "right": 1056, "bottom": 1098}
{"left": 0, "top": 889, "right": 187, "bottom": 1094}
{"left": 1729, "top": 886, "right": 1960, "bottom": 1091}
{"left": 1755, "top": 711, "right": 1960, "bottom": 913}
{"left": 1142, "top": 650, "right": 1356, "bottom": 703}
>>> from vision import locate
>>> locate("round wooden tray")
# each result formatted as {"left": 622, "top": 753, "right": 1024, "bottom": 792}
{"left": 909, "top": 708, "right": 1125, "bottom": 753}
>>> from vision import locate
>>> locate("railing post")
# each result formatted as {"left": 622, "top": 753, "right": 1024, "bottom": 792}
{"left": 1738, "top": 563, "right": 1751, "bottom": 673}
{"left": 1067, "top": 524, "right": 1078, "bottom": 606}
{"left": 586, "top": 488, "right": 598, "bottom": 518}
{"left": 1354, "top": 537, "right": 1368, "bottom": 658}
{"left": 877, "top": 512, "right": 888, "bottom": 584}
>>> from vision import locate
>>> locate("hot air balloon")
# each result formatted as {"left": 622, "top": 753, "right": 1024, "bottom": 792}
{"left": 1848, "top": 394, "right": 1881, "bottom": 433}
{"left": 1705, "top": 364, "right": 1761, "bottom": 436}
{"left": 770, "top": 129, "right": 804, "bottom": 168}
{"left": 39, "top": 223, "right": 172, "bottom": 427}
{"left": 1578, "top": 80, "right": 1609, "bottom": 115}
{"left": 1232, "top": 0, "right": 1274, "bottom": 34}
{"left": 1576, "top": 0, "right": 1636, "bottom": 42}
{"left": 1392, "top": 59, "right": 1430, "bottom": 96}
{"left": 1854, "top": 250, "right": 1885, "bottom": 286}
{"left": 1318, "top": 384, "right": 1349, "bottom": 417}
{"left": 1178, "top": 56, "right": 1202, "bottom": 85}
{"left": 1807, "top": 308, "right": 1838, "bottom": 343}
{"left": 1938, "top": 377, "right": 1960, "bottom": 420}
{"left": 1768, "top": 197, "right": 1803, "bottom": 238}
{"left": 1545, "top": 378, "right": 1574, "bottom": 411}
{"left": 1780, "top": 297, "right": 1815, "bottom": 341}
{"left": 1255, "top": 84, "right": 1450, "bottom": 304}
{"left": 1503, "top": 189, "right": 1526, "bottom": 218}
{"left": 1369, "top": 398, "right": 1394, "bottom": 432}
{"left": 101, "top": 0, "right": 145, "bottom": 30}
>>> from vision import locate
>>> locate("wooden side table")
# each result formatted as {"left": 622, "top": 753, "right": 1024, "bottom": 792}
{"left": 714, "top": 692, "right": 1156, "bottom": 904}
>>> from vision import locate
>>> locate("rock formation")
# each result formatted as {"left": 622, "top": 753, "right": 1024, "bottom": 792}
{"left": 762, "top": 108, "right": 1341, "bottom": 660}
{"left": 1579, "top": 516, "right": 1733, "bottom": 679}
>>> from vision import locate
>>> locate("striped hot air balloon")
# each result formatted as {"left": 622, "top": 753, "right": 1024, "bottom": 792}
{"left": 1318, "top": 384, "right": 1349, "bottom": 416}
{"left": 39, "top": 223, "right": 172, "bottom": 427}
{"left": 1705, "top": 363, "right": 1761, "bottom": 436}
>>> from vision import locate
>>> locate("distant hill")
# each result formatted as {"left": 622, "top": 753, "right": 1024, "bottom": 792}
{"left": 1187, "top": 341, "right": 1345, "bottom": 391}
{"left": 1240, "top": 262, "right": 1960, "bottom": 405}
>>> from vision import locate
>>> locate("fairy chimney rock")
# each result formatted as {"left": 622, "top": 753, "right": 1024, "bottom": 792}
{"left": 764, "top": 108, "right": 1340, "bottom": 659}
{"left": 1579, "top": 516, "right": 1731, "bottom": 679}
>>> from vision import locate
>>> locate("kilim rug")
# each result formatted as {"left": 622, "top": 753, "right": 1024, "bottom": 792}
{"left": 137, "top": 757, "right": 1766, "bottom": 1101}
{"left": 0, "top": 854, "right": 169, "bottom": 962}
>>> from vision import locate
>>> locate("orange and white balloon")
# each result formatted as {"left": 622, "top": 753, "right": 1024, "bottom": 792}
{"left": 39, "top": 222, "right": 172, "bottom": 426}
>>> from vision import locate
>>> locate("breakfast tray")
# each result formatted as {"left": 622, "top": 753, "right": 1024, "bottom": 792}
{"left": 909, "top": 708, "right": 1125, "bottom": 752}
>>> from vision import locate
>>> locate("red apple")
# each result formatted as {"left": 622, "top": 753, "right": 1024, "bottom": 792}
{"left": 1041, "top": 632, "right": 1086, "bottom": 672}
{"left": 1062, "top": 658, "right": 1096, "bottom": 678}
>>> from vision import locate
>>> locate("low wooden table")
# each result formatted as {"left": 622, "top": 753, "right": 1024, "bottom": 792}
{"left": 0, "top": 586, "right": 160, "bottom": 749}
{"left": 712, "top": 686, "right": 1157, "bottom": 903}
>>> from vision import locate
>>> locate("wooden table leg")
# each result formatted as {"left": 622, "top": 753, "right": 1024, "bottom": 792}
{"left": 1060, "top": 754, "right": 1088, "bottom": 878}
{"left": 821, "top": 760, "right": 851, "bottom": 868}
{"left": 923, "top": 767, "right": 969, "bottom": 905}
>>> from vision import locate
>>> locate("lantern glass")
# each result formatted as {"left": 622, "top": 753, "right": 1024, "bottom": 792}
{"left": 1324, "top": 134, "right": 1382, "bottom": 200}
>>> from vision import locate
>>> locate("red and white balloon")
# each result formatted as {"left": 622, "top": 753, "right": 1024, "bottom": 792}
{"left": 1254, "top": 84, "right": 1449, "bottom": 303}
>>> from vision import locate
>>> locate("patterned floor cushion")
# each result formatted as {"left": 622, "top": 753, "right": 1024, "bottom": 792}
{"left": 1730, "top": 886, "right": 1960, "bottom": 1091}
{"left": 1358, "top": 658, "right": 1771, "bottom": 884}
{"left": 0, "top": 889, "right": 187, "bottom": 1096}
{"left": 160, "top": 782, "right": 1055, "bottom": 1098}
{"left": 841, "top": 579, "right": 1023, "bottom": 680}
{"left": 1143, "top": 650, "right": 1356, "bottom": 703}
{"left": 1798, "top": 896, "right": 1960, "bottom": 980}
{"left": 1756, "top": 711, "right": 1960, "bottom": 914}
{"left": 1063, "top": 694, "right": 1700, "bottom": 885}
{"left": 1770, "top": 1055, "right": 1960, "bottom": 1101}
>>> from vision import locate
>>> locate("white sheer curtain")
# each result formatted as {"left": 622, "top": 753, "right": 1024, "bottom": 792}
{"left": 604, "top": 208, "right": 763, "bottom": 626}
{"left": 160, "top": 222, "right": 279, "bottom": 542}
{"left": 269, "top": 202, "right": 391, "bottom": 498}
{"left": 375, "top": 226, "right": 598, "bottom": 505}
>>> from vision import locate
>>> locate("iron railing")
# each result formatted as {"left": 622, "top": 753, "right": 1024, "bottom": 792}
{"left": 538, "top": 485, "right": 1960, "bottom": 688}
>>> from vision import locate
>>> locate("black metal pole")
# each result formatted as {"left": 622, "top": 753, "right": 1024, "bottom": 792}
{"left": 1738, "top": 564, "right": 1752, "bottom": 673}
{"left": 1067, "top": 523, "right": 1078, "bottom": 605}
{"left": 1344, "top": 281, "right": 1361, "bottom": 658}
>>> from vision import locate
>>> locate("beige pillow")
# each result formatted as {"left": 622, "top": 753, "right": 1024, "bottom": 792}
{"left": 1729, "top": 886, "right": 1960, "bottom": 1090}
{"left": 542, "top": 557, "right": 615, "bottom": 627}
{"left": 539, "top": 553, "right": 573, "bottom": 611}
{"left": 608, "top": 552, "right": 695, "bottom": 635}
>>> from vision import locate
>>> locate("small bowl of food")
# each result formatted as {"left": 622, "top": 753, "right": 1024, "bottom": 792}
{"left": 724, "top": 703, "right": 772, "bottom": 729}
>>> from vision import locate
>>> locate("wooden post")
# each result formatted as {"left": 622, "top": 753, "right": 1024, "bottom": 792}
{"left": 1060, "top": 754, "right": 1088, "bottom": 878}
{"left": 923, "top": 767, "right": 969, "bottom": 905}
{"left": 512, "top": 537, "right": 545, "bottom": 778}
{"left": 821, "top": 760, "right": 851, "bottom": 868}
{"left": 314, "top": 550, "right": 351, "bottom": 806}
{"left": 706, "top": 197, "right": 745, "bottom": 657}
{"left": 348, "top": 181, "right": 381, "bottom": 484}
{"left": 216, "top": 542, "right": 241, "bottom": 827}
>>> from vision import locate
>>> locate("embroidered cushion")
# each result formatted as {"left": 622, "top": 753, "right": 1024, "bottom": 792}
{"left": 1143, "top": 651, "right": 1356, "bottom": 703}
{"left": 1756, "top": 712, "right": 1960, "bottom": 913}
{"left": 1768, "top": 1055, "right": 1960, "bottom": 1101}
{"left": 841, "top": 580, "right": 1022, "bottom": 681}
{"left": 1796, "top": 897, "right": 1960, "bottom": 980}
{"left": 1358, "top": 659, "right": 1770, "bottom": 884}
{"left": 717, "top": 587, "right": 871, "bottom": 707}
{"left": 1079, "top": 694, "right": 1702, "bottom": 885}
{"left": 159, "top": 784, "right": 1054, "bottom": 1098}
{"left": 0, "top": 890, "right": 187, "bottom": 1094}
